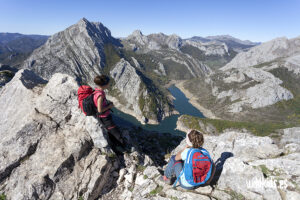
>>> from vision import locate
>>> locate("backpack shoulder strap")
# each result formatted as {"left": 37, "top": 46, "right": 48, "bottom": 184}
{"left": 172, "top": 148, "right": 194, "bottom": 188}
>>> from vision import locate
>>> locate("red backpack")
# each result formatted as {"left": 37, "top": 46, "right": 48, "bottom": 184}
{"left": 77, "top": 85, "right": 97, "bottom": 116}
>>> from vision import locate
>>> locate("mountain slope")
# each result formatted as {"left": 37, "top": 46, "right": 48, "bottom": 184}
{"left": 22, "top": 18, "right": 120, "bottom": 82}
{"left": 181, "top": 36, "right": 300, "bottom": 125}
{"left": 122, "top": 30, "right": 227, "bottom": 79}
{"left": 0, "top": 33, "right": 48, "bottom": 67}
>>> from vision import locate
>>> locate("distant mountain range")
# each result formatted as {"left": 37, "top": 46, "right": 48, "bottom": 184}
{"left": 0, "top": 33, "right": 48, "bottom": 67}
{"left": 188, "top": 35, "right": 260, "bottom": 52}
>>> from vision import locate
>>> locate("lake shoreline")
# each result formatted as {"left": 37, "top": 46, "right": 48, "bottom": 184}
{"left": 175, "top": 81, "right": 220, "bottom": 119}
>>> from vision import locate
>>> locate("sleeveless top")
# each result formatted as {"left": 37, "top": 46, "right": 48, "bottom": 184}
{"left": 93, "top": 88, "right": 110, "bottom": 118}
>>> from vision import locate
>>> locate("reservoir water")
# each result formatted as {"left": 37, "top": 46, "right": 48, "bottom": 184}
{"left": 112, "top": 85, "right": 205, "bottom": 136}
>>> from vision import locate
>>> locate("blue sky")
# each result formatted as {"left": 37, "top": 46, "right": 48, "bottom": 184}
{"left": 1, "top": 0, "right": 299, "bottom": 42}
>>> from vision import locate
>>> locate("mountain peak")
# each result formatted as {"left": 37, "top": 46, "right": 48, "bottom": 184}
{"left": 132, "top": 30, "right": 143, "bottom": 37}
{"left": 76, "top": 17, "right": 92, "bottom": 27}
{"left": 79, "top": 17, "right": 89, "bottom": 23}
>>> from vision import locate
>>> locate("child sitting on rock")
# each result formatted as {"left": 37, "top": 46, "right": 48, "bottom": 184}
{"left": 93, "top": 75, "right": 125, "bottom": 150}
{"left": 160, "top": 130, "right": 215, "bottom": 189}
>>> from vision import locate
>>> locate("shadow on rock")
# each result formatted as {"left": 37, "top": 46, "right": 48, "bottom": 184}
{"left": 210, "top": 152, "right": 234, "bottom": 186}
{"left": 98, "top": 125, "right": 184, "bottom": 198}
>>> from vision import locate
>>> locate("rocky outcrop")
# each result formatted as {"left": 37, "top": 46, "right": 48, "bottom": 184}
{"left": 98, "top": 126, "right": 300, "bottom": 200}
{"left": 22, "top": 18, "right": 120, "bottom": 83}
{"left": 169, "top": 128, "right": 300, "bottom": 200}
{"left": 184, "top": 40, "right": 229, "bottom": 56}
{"left": 110, "top": 59, "right": 173, "bottom": 123}
{"left": 0, "top": 69, "right": 113, "bottom": 199}
{"left": 125, "top": 30, "right": 182, "bottom": 51}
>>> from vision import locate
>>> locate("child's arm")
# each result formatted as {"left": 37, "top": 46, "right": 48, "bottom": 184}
{"left": 97, "top": 96, "right": 113, "bottom": 113}
{"left": 175, "top": 145, "right": 190, "bottom": 161}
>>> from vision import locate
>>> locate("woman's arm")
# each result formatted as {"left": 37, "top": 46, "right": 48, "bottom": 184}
{"left": 175, "top": 145, "right": 190, "bottom": 161}
{"left": 97, "top": 96, "right": 113, "bottom": 113}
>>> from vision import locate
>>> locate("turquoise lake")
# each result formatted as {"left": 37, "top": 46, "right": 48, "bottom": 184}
{"left": 112, "top": 85, "right": 205, "bottom": 136}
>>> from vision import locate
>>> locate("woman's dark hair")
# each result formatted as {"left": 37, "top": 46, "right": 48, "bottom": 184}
{"left": 188, "top": 130, "right": 204, "bottom": 148}
{"left": 94, "top": 75, "right": 110, "bottom": 86}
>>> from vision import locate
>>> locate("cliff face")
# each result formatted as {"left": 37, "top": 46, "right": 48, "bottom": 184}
{"left": 110, "top": 58, "right": 173, "bottom": 123}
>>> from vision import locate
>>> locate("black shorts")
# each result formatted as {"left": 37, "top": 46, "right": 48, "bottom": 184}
{"left": 98, "top": 114, "right": 116, "bottom": 130}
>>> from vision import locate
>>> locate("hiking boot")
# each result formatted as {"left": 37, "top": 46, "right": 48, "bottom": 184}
{"left": 159, "top": 175, "right": 172, "bottom": 185}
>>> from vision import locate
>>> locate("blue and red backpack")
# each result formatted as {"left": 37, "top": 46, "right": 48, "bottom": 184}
{"left": 173, "top": 148, "right": 215, "bottom": 188}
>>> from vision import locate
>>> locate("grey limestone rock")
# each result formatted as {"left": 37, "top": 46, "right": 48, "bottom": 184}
{"left": 0, "top": 69, "right": 111, "bottom": 200}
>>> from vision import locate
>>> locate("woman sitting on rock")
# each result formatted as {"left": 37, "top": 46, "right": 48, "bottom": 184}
{"left": 160, "top": 130, "right": 215, "bottom": 189}
{"left": 93, "top": 75, "right": 125, "bottom": 150}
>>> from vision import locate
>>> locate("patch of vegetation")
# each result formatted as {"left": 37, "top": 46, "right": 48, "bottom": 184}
{"left": 170, "top": 197, "right": 179, "bottom": 200}
{"left": 149, "top": 185, "right": 163, "bottom": 196}
{"left": 180, "top": 44, "right": 237, "bottom": 70}
{"left": 0, "top": 193, "right": 6, "bottom": 200}
{"left": 0, "top": 70, "right": 14, "bottom": 78}
{"left": 180, "top": 115, "right": 291, "bottom": 136}
{"left": 138, "top": 80, "right": 173, "bottom": 121}
{"left": 259, "top": 165, "right": 271, "bottom": 177}
{"left": 251, "top": 59, "right": 283, "bottom": 69}
{"left": 226, "top": 189, "right": 245, "bottom": 200}
{"left": 143, "top": 175, "right": 148, "bottom": 179}
{"left": 164, "top": 153, "right": 171, "bottom": 159}
{"left": 78, "top": 196, "right": 84, "bottom": 200}
{"left": 107, "top": 152, "right": 117, "bottom": 159}
{"left": 258, "top": 165, "right": 283, "bottom": 178}
{"left": 128, "top": 186, "right": 134, "bottom": 192}
{"left": 121, "top": 48, "right": 170, "bottom": 85}
{"left": 137, "top": 165, "right": 147, "bottom": 173}
{"left": 163, "top": 59, "right": 193, "bottom": 80}
{"left": 268, "top": 67, "right": 300, "bottom": 125}
{"left": 103, "top": 43, "right": 121, "bottom": 75}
